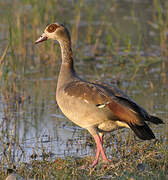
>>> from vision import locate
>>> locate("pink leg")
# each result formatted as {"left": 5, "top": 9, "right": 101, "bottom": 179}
{"left": 91, "top": 134, "right": 103, "bottom": 167}
{"left": 99, "top": 133, "right": 103, "bottom": 143}
{"left": 91, "top": 134, "right": 110, "bottom": 167}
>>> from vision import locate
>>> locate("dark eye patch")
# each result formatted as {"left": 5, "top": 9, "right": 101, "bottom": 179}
{"left": 47, "top": 24, "right": 59, "bottom": 33}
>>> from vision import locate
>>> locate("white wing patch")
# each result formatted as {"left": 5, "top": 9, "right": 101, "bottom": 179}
{"left": 96, "top": 102, "right": 109, "bottom": 108}
{"left": 84, "top": 99, "right": 89, "bottom": 104}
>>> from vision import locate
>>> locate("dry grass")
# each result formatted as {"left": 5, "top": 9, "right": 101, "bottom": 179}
{"left": 0, "top": 139, "right": 167, "bottom": 179}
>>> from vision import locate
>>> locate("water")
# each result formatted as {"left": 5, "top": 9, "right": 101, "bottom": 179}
{"left": 0, "top": 0, "right": 167, "bottom": 167}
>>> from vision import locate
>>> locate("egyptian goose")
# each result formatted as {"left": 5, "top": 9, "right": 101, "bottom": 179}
{"left": 35, "top": 23, "right": 164, "bottom": 167}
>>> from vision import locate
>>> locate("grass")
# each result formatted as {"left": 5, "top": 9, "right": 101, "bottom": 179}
{"left": 0, "top": 139, "right": 167, "bottom": 179}
{"left": 0, "top": 0, "right": 168, "bottom": 179}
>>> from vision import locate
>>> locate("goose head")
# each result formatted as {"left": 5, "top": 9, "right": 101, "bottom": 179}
{"left": 35, "top": 23, "right": 71, "bottom": 44}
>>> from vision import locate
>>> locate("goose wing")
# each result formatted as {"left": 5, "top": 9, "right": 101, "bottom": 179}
{"left": 64, "top": 80, "right": 148, "bottom": 126}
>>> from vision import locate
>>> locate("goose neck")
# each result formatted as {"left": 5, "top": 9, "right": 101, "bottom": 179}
{"left": 59, "top": 39, "right": 73, "bottom": 66}
{"left": 57, "top": 39, "right": 76, "bottom": 87}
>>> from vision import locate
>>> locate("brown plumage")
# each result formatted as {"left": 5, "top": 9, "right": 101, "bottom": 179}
{"left": 35, "top": 23, "right": 164, "bottom": 167}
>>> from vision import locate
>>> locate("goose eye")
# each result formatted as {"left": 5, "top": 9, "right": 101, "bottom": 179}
{"left": 47, "top": 24, "right": 59, "bottom": 33}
